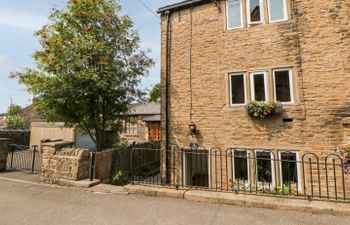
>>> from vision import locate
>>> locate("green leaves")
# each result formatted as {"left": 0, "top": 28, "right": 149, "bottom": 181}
{"left": 11, "top": 0, "right": 154, "bottom": 150}
{"left": 4, "top": 105, "right": 25, "bottom": 130}
{"left": 247, "top": 101, "right": 283, "bottom": 119}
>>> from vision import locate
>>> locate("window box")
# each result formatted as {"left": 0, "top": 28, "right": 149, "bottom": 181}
{"left": 246, "top": 101, "right": 283, "bottom": 118}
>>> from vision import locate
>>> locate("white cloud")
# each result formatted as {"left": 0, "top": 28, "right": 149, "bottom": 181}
{"left": 0, "top": 8, "right": 47, "bottom": 30}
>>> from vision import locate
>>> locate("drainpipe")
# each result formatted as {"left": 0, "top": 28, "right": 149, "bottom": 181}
{"left": 165, "top": 10, "right": 171, "bottom": 183}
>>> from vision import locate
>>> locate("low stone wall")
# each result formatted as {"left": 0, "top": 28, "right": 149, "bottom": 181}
{"left": 0, "top": 130, "right": 30, "bottom": 146}
{"left": 0, "top": 138, "right": 11, "bottom": 171}
{"left": 95, "top": 147, "right": 132, "bottom": 184}
{"left": 95, "top": 149, "right": 116, "bottom": 183}
{"left": 41, "top": 141, "right": 90, "bottom": 184}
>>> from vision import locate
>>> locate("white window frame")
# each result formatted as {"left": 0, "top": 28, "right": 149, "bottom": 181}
{"left": 267, "top": 0, "right": 288, "bottom": 23}
{"left": 273, "top": 68, "right": 294, "bottom": 104}
{"left": 229, "top": 73, "right": 247, "bottom": 106}
{"left": 278, "top": 150, "right": 301, "bottom": 191}
{"left": 255, "top": 150, "right": 276, "bottom": 186}
{"left": 246, "top": 0, "right": 264, "bottom": 25}
{"left": 226, "top": 0, "right": 244, "bottom": 30}
{"left": 250, "top": 71, "right": 269, "bottom": 102}
{"left": 231, "top": 149, "right": 250, "bottom": 182}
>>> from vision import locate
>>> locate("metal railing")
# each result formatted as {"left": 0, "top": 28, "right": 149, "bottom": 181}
{"left": 130, "top": 145, "right": 350, "bottom": 202}
{"left": 6, "top": 144, "right": 42, "bottom": 174}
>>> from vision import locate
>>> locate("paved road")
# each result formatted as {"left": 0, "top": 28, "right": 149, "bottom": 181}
{"left": 0, "top": 179, "right": 349, "bottom": 225}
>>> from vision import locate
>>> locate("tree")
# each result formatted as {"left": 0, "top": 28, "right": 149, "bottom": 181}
{"left": 4, "top": 105, "right": 24, "bottom": 129}
{"left": 11, "top": 0, "right": 153, "bottom": 151}
{"left": 148, "top": 83, "right": 161, "bottom": 103}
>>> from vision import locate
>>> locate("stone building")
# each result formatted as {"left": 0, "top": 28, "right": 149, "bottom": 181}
{"left": 158, "top": 0, "right": 350, "bottom": 191}
{"left": 121, "top": 102, "right": 161, "bottom": 144}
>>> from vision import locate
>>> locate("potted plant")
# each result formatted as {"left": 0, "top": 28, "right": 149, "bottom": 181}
{"left": 246, "top": 101, "right": 283, "bottom": 119}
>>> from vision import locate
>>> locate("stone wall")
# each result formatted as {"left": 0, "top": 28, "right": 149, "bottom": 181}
{"left": 160, "top": 0, "right": 350, "bottom": 154}
{"left": 0, "top": 130, "right": 30, "bottom": 146}
{"left": 41, "top": 141, "right": 90, "bottom": 184}
{"left": 95, "top": 147, "right": 133, "bottom": 184}
{"left": 0, "top": 138, "right": 11, "bottom": 171}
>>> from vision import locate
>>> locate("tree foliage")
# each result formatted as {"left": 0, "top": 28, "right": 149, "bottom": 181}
{"left": 11, "top": 0, "right": 154, "bottom": 150}
{"left": 4, "top": 105, "right": 24, "bottom": 129}
{"left": 148, "top": 83, "right": 161, "bottom": 103}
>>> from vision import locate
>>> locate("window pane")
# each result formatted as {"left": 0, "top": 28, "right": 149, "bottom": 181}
{"left": 269, "top": 0, "right": 285, "bottom": 21}
{"left": 256, "top": 152, "right": 272, "bottom": 183}
{"left": 234, "top": 151, "right": 248, "bottom": 180}
{"left": 231, "top": 74, "right": 245, "bottom": 104}
{"left": 249, "top": 0, "right": 261, "bottom": 22}
{"left": 227, "top": 0, "right": 242, "bottom": 28}
{"left": 275, "top": 70, "right": 291, "bottom": 102}
{"left": 253, "top": 74, "right": 266, "bottom": 101}
{"left": 281, "top": 152, "right": 298, "bottom": 185}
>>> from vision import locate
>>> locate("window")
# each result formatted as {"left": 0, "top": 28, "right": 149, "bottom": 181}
{"left": 124, "top": 117, "right": 137, "bottom": 134}
{"left": 250, "top": 71, "right": 268, "bottom": 101}
{"left": 256, "top": 151, "right": 275, "bottom": 184}
{"left": 247, "top": 0, "right": 263, "bottom": 24}
{"left": 268, "top": 0, "right": 287, "bottom": 22}
{"left": 273, "top": 68, "right": 293, "bottom": 103}
{"left": 227, "top": 0, "right": 243, "bottom": 29}
{"left": 232, "top": 150, "right": 249, "bottom": 181}
{"left": 230, "top": 73, "right": 246, "bottom": 105}
{"left": 279, "top": 151, "right": 299, "bottom": 187}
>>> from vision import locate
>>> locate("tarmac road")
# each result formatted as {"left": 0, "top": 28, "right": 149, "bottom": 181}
{"left": 0, "top": 178, "right": 349, "bottom": 225}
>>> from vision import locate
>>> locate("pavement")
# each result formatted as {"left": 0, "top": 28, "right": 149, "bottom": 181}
{"left": 0, "top": 174, "right": 350, "bottom": 225}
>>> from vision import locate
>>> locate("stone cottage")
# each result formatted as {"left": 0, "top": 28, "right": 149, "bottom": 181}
{"left": 121, "top": 102, "right": 161, "bottom": 144}
{"left": 157, "top": 0, "right": 350, "bottom": 194}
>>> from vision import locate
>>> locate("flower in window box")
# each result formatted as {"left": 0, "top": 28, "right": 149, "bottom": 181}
{"left": 246, "top": 101, "right": 283, "bottom": 119}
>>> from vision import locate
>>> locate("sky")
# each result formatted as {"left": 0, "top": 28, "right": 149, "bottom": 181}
{"left": 0, "top": 0, "right": 179, "bottom": 113}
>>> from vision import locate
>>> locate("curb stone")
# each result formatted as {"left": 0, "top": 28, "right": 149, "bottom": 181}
{"left": 124, "top": 184, "right": 350, "bottom": 216}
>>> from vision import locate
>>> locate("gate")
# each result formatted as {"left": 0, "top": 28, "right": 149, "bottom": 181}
{"left": 6, "top": 144, "right": 42, "bottom": 174}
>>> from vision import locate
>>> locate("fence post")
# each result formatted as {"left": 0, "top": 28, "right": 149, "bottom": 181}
{"left": 90, "top": 151, "right": 96, "bottom": 181}
{"left": 130, "top": 143, "right": 135, "bottom": 184}
{"left": 10, "top": 145, "right": 15, "bottom": 169}
{"left": 31, "top": 145, "right": 38, "bottom": 173}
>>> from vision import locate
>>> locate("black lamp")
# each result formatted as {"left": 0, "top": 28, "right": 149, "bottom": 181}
{"left": 189, "top": 121, "right": 197, "bottom": 135}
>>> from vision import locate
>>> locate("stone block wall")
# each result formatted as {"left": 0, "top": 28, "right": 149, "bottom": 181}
{"left": 41, "top": 141, "right": 90, "bottom": 184}
{"left": 160, "top": 0, "right": 350, "bottom": 155}
{"left": 0, "top": 138, "right": 11, "bottom": 171}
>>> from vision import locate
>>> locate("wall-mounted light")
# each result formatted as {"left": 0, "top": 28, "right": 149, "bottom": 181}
{"left": 189, "top": 121, "right": 197, "bottom": 135}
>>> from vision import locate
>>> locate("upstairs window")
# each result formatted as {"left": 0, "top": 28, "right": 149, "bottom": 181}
{"left": 230, "top": 73, "right": 246, "bottom": 105}
{"left": 247, "top": 0, "right": 263, "bottom": 24}
{"left": 227, "top": 0, "right": 243, "bottom": 29}
{"left": 250, "top": 71, "right": 268, "bottom": 102}
{"left": 273, "top": 69, "right": 293, "bottom": 103}
{"left": 268, "top": 0, "right": 287, "bottom": 22}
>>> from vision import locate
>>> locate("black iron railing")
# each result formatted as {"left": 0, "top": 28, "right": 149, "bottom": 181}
{"left": 130, "top": 145, "right": 350, "bottom": 202}
{"left": 6, "top": 144, "right": 42, "bottom": 173}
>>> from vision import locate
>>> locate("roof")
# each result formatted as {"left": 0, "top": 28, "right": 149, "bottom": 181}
{"left": 143, "top": 115, "right": 161, "bottom": 122}
{"left": 157, "top": 0, "right": 211, "bottom": 14}
{"left": 129, "top": 102, "right": 160, "bottom": 116}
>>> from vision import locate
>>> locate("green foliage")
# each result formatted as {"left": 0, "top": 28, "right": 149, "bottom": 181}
{"left": 148, "top": 83, "right": 161, "bottom": 103}
{"left": 247, "top": 101, "right": 283, "bottom": 119}
{"left": 110, "top": 139, "right": 129, "bottom": 185}
{"left": 4, "top": 105, "right": 24, "bottom": 129}
{"left": 4, "top": 115, "right": 25, "bottom": 130}
{"left": 10, "top": 0, "right": 154, "bottom": 150}
{"left": 7, "top": 105, "right": 22, "bottom": 116}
